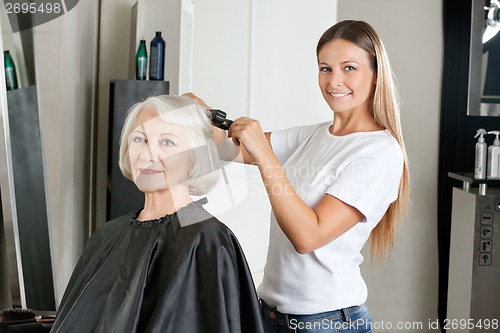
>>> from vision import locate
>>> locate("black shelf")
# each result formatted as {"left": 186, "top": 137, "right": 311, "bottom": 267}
{"left": 448, "top": 171, "right": 500, "bottom": 187}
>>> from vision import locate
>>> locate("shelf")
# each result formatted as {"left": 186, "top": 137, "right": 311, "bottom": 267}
{"left": 448, "top": 172, "right": 500, "bottom": 185}
{"left": 448, "top": 171, "right": 500, "bottom": 195}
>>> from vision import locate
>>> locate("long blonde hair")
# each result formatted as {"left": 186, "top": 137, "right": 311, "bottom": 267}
{"left": 317, "top": 20, "right": 410, "bottom": 263}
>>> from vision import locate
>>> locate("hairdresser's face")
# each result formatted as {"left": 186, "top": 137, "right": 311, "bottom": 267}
{"left": 318, "top": 38, "right": 376, "bottom": 115}
{"left": 128, "top": 107, "right": 193, "bottom": 193}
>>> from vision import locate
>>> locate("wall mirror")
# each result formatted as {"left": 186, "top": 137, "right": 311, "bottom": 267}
{"left": 0, "top": 0, "right": 190, "bottom": 311}
{"left": 468, "top": 0, "right": 500, "bottom": 116}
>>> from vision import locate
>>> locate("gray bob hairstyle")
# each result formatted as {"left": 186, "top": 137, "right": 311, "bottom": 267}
{"left": 118, "top": 95, "right": 220, "bottom": 196}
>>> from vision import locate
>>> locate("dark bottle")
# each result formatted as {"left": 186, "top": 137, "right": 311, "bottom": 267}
{"left": 149, "top": 32, "right": 165, "bottom": 81}
{"left": 135, "top": 40, "right": 148, "bottom": 80}
{"left": 4, "top": 50, "right": 19, "bottom": 90}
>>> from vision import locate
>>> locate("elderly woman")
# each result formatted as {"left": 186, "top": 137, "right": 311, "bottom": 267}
{"left": 51, "top": 96, "right": 263, "bottom": 333}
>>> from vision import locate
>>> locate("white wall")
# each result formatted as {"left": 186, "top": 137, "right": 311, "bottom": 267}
{"left": 191, "top": 0, "right": 336, "bottom": 129}
{"left": 250, "top": 1, "right": 336, "bottom": 130}
{"left": 190, "top": 0, "right": 252, "bottom": 119}
{"left": 338, "top": 0, "right": 442, "bottom": 329}
{"left": 34, "top": 1, "right": 99, "bottom": 305}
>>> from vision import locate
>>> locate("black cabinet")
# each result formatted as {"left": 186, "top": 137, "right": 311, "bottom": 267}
{"left": 107, "top": 80, "right": 169, "bottom": 220}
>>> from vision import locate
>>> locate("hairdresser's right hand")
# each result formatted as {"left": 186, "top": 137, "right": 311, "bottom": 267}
{"left": 228, "top": 117, "right": 272, "bottom": 164}
{"left": 182, "top": 92, "right": 211, "bottom": 109}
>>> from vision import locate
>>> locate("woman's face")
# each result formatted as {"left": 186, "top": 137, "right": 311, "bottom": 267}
{"left": 317, "top": 38, "right": 376, "bottom": 115}
{"left": 128, "top": 106, "right": 193, "bottom": 193}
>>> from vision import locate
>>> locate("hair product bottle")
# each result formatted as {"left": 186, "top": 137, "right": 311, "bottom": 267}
{"left": 135, "top": 40, "right": 148, "bottom": 80}
{"left": 475, "top": 129, "right": 487, "bottom": 179}
{"left": 4, "top": 50, "right": 19, "bottom": 90}
{"left": 148, "top": 32, "right": 165, "bottom": 81}
{"left": 487, "top": 131, "right": 500, "bottom": 179}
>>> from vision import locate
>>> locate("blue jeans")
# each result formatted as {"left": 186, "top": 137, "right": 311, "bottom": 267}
{"left": 260, "top": 299, "right": 372, "bottom": 333}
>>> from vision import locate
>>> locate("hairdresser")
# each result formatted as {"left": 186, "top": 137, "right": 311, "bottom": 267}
{"left": 186, "top": 19, "right": 410, "bottom": 333}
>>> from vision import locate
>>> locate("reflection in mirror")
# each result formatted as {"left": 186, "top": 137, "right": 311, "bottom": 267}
{"left": 468, "top": 0, "right": 500, "bottom": 116}
{"left": 1, "top": 12, "right": 35, "bottom": 89}
{"left": 0, "top": 8, "right": 55, "bottom": 310}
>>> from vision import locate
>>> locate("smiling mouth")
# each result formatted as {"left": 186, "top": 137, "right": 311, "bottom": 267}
{"left": 329, "top": 92, "right": 351, "bottom": 98}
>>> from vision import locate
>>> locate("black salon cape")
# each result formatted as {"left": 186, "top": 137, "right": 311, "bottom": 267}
{"left": 50, "top": 199, "right": 264, "bottom": 333}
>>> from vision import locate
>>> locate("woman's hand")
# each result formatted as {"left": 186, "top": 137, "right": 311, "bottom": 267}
{"left": 228, "top": 117, "right": 273, "bottom": 164}
{"left": 182, "top": 92, "right": 211, "bottom": 109}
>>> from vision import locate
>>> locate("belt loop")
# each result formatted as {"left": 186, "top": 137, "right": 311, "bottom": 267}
{"left": 341, "top": 307, "right": 350, "bottom": 322}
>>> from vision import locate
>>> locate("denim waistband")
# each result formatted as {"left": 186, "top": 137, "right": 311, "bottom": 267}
{"left": 260, "top": 298, "right": 362, "bottom": 327}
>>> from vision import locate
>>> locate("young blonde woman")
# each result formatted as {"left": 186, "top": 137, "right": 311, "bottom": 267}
{"left": 187, "top": 19, "right": 409, "bottom": 333}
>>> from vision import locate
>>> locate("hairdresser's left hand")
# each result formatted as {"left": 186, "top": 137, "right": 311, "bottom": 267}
{"left": 182, "top": 92, "right": 211, "bottom": 109}
{"left": 228, "top": 117, "right": 273, "bottom": 164}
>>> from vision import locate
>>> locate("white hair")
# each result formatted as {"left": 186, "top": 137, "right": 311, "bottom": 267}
{"left": 119, "top": 95, "right": 220, "bottom": 196}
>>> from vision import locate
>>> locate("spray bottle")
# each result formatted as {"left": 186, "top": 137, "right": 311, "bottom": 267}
{"left": 487, "top": 131, "right": 500, "bottom": 179}
{"left": 475, "top": 129, "right": 487, "bottom": 179}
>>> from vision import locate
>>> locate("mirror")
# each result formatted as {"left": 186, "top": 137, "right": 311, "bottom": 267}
{"left": 0, "top": 8, "right": 55, "bottom": 310}
{"left": 0, "top": 0, "right": 205, "bottom": 310}
{"left": 1, "top": 0, "right": 269, "bottom": 311}
{"left": 468, "top": 0, "right": 500, "bottom": 116}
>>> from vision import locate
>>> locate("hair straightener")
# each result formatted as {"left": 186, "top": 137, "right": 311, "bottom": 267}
{"left": 209, "top": 109, "right": 233, "bottom": 131}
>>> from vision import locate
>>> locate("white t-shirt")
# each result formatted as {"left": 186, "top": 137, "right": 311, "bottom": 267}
{"left": 257, "top": 121, "right": 404, "bottom": 314}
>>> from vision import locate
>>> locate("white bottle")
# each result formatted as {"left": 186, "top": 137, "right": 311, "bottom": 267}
{"left": 487, "top": 130, "right": 500, "bottom": 179}
{"left": 475, "top": 129, "right": 487, "bottom": 179}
